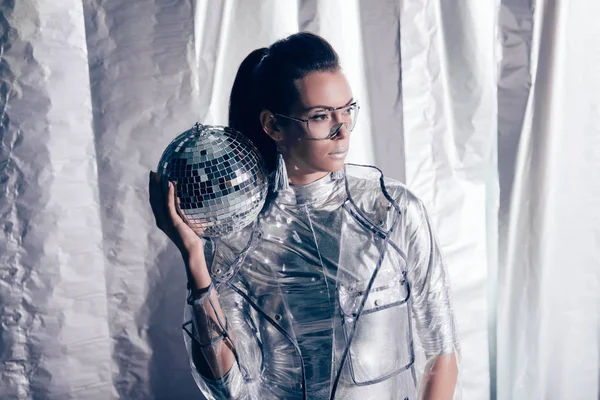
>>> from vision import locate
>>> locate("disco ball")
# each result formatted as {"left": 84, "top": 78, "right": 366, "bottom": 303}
{"left": 157, "top": 123, "right": 269, "bottom": 237}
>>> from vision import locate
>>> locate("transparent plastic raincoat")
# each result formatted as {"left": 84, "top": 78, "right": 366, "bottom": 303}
{"left": 182, "top": 164, "right": 460, "bottom": 400}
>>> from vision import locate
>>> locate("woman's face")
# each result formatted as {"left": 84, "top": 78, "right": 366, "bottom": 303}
{"left": 276, "top": 70, "right": 354, "bottom": 178}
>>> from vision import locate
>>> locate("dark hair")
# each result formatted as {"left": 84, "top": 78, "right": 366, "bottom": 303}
{"left": 228, "top": 32, "right": 340, "bottom": 173}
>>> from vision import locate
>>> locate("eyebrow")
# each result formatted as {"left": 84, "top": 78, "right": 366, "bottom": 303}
{"left": 302, "top": 98, "right": 355, "bottom": 112}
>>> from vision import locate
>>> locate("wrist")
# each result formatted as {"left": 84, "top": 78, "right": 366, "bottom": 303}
{"left": 187, "top": 282, "right": 214, "bottom": 305}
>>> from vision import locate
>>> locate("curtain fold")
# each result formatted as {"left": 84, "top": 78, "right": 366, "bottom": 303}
{"left": 497, "top": 1, "right": 600, "bottom": 399}
{"left": 0, "top": 1, "right": 113, "bottom": 398}
{"left": 399, "top": 1, "right": 497, "bottom": 399}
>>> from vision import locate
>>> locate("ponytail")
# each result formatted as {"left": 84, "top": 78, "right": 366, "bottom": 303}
{"left": 228, "top": 48, "right": 277, "bottom": 173}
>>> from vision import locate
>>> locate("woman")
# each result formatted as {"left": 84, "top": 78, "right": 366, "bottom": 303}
{"left": 149, "top": 32, "right": 459, "bottom": 400}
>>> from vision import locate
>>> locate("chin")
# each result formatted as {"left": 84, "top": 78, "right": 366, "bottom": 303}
{"left": 322, "top": 158, "right": 346, "bottom": 173}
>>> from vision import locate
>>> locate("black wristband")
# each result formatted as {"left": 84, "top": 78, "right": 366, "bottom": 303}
{"left": 186, "top": 282, "right": 214, "bottom": 305}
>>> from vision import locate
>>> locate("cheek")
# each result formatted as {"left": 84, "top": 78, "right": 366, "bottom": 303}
{"left": 289, "top": 141, "right": 329, "bottom": 164}
{"left": 280, "top": 125, "right": 304, "bottom": 148}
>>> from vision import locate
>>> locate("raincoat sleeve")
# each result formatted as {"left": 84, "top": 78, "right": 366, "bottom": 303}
{"left": 403, "top": 190, "right": 460, "bottom": 360}
{"left": 182, "top": 239, "right": 262, "bottom": 400}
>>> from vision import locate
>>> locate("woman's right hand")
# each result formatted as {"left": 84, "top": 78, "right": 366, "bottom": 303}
{"left": 148, "top": 171, "right": 205, "bottom": 256}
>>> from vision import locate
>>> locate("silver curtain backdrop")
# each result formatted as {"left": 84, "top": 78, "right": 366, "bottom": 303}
{"left": 1, "top": 1, "right": 598, "bottom": 399}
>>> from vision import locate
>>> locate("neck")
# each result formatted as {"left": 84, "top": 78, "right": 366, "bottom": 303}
{"left": 286, "top": 168, "right": 329, "bottom": 187}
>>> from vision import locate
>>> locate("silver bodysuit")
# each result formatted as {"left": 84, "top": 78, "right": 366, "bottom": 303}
{"left": 182, "top": 164, "right": 459, "bottom": 400}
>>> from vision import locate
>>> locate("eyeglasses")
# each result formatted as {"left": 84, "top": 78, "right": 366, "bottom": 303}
{"left": 274, "top": 101, "right": 360, "bottom": 141}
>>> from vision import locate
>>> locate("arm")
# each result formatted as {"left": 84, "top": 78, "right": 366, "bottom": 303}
{"left": 403, "top": 190, "right": 460, "bottom": 400}
{"left": 185, "top": 248, "right": 236, "bottom": 380}
{"left": 419, "top": 353, "right": 458, "bottom": 400}
{"left": 149, "top": 172, "right": 242, "bottom": 397}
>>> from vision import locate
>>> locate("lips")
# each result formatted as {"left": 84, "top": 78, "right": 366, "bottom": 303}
{"left": 328, "top": 147, "right": 348, "bottom": 156}
{"left": 328, "top": 147, "right": 348, "bottom": 159}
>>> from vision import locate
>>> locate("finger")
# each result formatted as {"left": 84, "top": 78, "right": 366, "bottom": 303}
{"left": 167, "top": 181, "right": 184, "bottom": 224}
{"left": 175, "top": 195, "right": 184, "bottom": 219}
{"left": 174, "top": 193, "right": 193, "bottom": 225}
{"left": 149, "top": 172, "right": 161, "bottom": 205}
{"left": 149, "top": 171, "right": 167, "bottom": 225}
{"left": 152, "top": 171, "right": 170, "bottom": 199}
{"left": 148, "top": 171, "right": 159, "bottom": 210}
{"left": 150, "top": 172, "right": 168, "bottom": 199}
{"left": 149, "top": 171, "right": 160, "bottom": 191}
{"left": 153, "top": 172, "right": 167, "bottom": 196}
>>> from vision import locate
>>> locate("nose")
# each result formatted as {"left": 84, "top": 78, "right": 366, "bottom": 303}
{"left": 331, "top": 111, "right": 353, "bottom": 139}
{"left": 332, "top": 122, "right": 351, "bottom": 140}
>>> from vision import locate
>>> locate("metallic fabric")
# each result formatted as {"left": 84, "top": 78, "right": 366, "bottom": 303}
{"left": 184, "top": 164, "right": 459, "bottom": 400}
{"left": 157, "top": 124, "right": 268, "bottom": 237}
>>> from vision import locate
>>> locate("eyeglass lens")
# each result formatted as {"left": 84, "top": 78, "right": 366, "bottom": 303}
{"left": 307, "top": 103, "right": 358, "bottom": 139}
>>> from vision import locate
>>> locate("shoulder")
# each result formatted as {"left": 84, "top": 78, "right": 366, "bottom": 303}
{"left": 344, "top": 164, "right": 423, "bottom": 213}
{"left": 344, "top": 164, "right": 428, "bottom": 233}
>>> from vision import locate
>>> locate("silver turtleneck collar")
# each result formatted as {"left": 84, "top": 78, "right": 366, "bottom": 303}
{"left": 273, "top": 170, "right": 347, "bottom": 207}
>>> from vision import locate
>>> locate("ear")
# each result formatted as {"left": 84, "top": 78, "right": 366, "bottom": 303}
{"left": 260, "top": 110, "right": 284, "bottom": 142}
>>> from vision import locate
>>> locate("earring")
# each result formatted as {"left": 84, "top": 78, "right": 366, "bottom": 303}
{"left": 273, "top": 145, "right": 289, "bottom": 192}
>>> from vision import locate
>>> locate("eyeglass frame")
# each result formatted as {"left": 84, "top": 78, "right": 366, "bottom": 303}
{"left": 273, "top": 101, "right": 360, "bottom": 141}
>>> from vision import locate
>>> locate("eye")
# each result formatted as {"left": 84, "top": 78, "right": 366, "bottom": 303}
{"left": 309, "top": 113, "right": 330, "bottom": 121}
{"left": 343, "top": 104, "right": 357, "bottom": 114}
